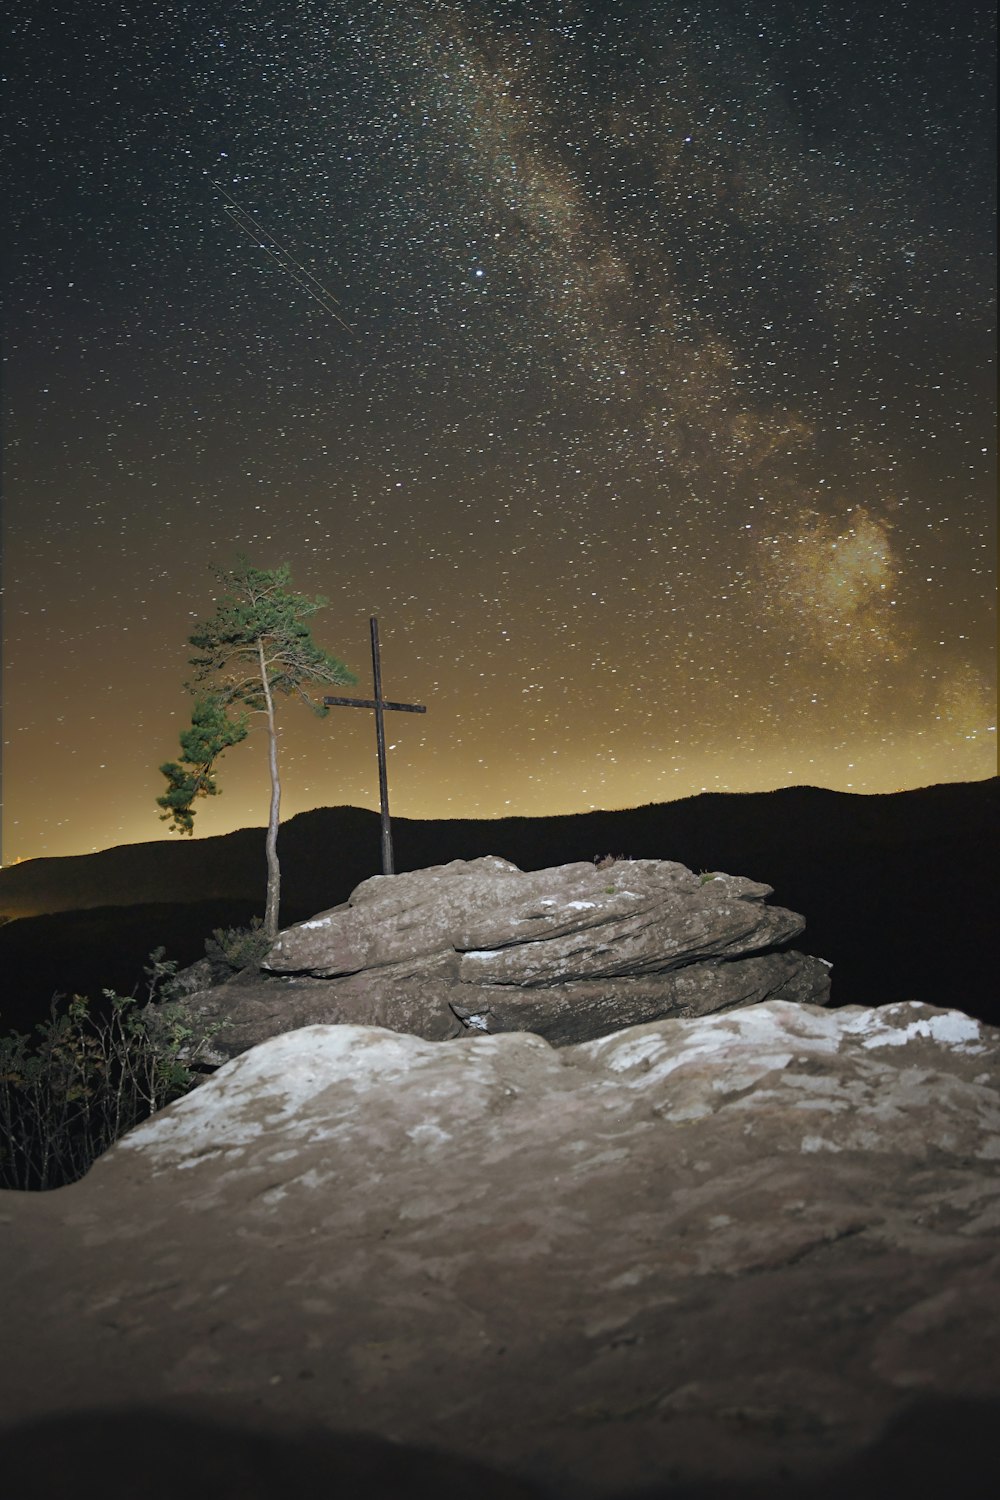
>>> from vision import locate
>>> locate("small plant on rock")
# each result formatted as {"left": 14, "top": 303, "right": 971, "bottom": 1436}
{"left": 203, "top": 916, "right": 273, "bottom": 973}
{"left": 594, "top": 853, "right": 633, "bottom": 870}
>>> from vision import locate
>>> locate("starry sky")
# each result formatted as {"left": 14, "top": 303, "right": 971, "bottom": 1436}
{"left": 3, "top": 0, "right": 996, "bottom": 863}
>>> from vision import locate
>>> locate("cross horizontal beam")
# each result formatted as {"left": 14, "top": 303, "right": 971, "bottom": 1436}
{"left": 323, "top": 696, "right": 426, "bottom": 714}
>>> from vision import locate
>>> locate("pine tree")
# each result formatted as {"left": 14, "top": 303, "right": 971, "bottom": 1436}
{"left": 157, "top": 560, "right": 356, "bottom": 938}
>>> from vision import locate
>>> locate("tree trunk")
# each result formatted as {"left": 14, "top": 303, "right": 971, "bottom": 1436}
{"left": 258, "top": 640, "right": 282, "bottom": 940}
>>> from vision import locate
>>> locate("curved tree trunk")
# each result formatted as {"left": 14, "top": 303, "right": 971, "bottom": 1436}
{"left": 258, "top": 640, "right": 282, "bottom": 940}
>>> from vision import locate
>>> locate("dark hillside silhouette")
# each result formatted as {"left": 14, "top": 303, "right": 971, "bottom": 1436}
{"left": 0, "top": 779, "right": 995, "bottom": 1032}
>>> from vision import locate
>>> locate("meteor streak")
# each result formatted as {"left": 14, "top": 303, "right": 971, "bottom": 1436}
{"left": 210, "top": 178, "right": 357, "bottom": 336}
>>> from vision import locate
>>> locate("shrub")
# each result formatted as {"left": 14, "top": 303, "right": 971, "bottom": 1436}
{"left": 203, "top": 916, "right": 272, "bottom": 973}
{"left": 0, "top": 952, "right": 220, "bottom": 1192}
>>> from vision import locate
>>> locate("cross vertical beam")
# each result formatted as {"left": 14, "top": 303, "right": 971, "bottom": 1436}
{"left": 369, "top": 617, "right": 394, "bottom": 875}
{"left": 324, "top": 617, "right": 426, "bottom": 875}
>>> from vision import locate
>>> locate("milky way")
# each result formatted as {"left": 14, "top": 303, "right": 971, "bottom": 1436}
{"left": 3, "top": 0, "right": 995, "bottom": 861}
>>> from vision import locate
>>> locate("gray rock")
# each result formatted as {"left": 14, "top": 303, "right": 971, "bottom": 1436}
{"left": 265, "top": 857, "right": 797, "bottom": 981}
{"left": 265, "top": 856, "right": 528, "bottom": 975}
{"left": 177, "top": 857, "right": 830, "bottom": 1060}
{"left": 500, "top": 948, "right": 833, "bottom": 1046}
{"left": 2, "top": 1000, "right": 997, "bottom": 1498}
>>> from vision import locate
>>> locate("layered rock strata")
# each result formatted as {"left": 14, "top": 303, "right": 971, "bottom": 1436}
{"left": 178, "top": 856, "right": 830, "bottom": 1060}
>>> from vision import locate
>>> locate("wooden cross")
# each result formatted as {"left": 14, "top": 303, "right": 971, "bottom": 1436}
{"left": 324, "top": 617, "right": 426, "bottom": 875}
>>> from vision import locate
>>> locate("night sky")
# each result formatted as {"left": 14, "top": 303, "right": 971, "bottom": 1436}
{"left": 3, "top": 0, "right": 996, "bottom": 864}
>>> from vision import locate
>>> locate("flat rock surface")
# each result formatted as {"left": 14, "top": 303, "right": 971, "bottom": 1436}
{"left": 2, "top": 1000, "right": 998, "bottom": 1497}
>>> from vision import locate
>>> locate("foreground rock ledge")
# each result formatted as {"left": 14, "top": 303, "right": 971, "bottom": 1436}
{"left": 2, "top": 999, "right": 997, "bottom": 1497}
{"left": 177, "top": 856, "right": 831, "bottom": 1060}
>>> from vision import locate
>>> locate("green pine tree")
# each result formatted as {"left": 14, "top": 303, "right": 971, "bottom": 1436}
{"left": 157, "top": 559, "right": 356, "bottom": 938}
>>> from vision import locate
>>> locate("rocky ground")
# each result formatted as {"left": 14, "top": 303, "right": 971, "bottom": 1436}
{"left": 2, "top": 997, "right": 998, "bottom": 1497}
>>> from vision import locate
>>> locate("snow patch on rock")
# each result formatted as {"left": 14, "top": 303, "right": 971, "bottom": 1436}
{"left": 841, "top": 1003, "right": 987, "bottom": 1052}
{"left": 801, "top": 1135, "right": 843, "bottom": 1154}
{"left": 119, "top": 1025, "right": 442, "bottom": 1166}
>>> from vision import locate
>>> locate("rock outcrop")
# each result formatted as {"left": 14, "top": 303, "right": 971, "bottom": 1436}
{"left": 1, "top": 999, "right": 997, "bottom": 1497}
{"left": 176, "top": 856, "right": 831, "bottom": 1060}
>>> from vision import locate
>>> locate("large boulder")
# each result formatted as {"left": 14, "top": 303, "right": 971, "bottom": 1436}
{"left": 176, "top": 856, "right": 830, "bottom": 1061}
{"left": 1, "top": 1000, "right": 997, "bottom": 1496}
{"left": 265, "top": 856, "right": 800, "bottom": 977}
